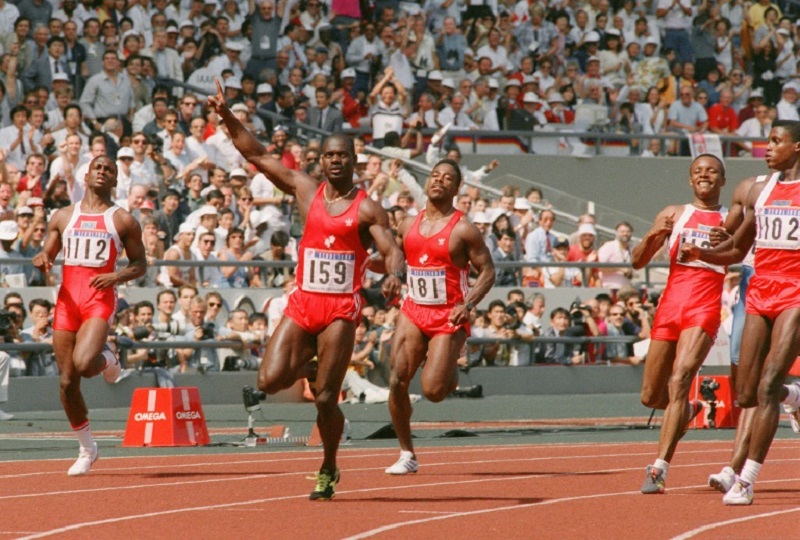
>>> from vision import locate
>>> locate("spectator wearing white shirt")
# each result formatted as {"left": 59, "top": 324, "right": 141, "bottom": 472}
{"left": 0, "top": 106, "right": 35, "bottom": 169}
{"left": 736, "top": 103, "right": 772, "bottom": 155}
{"left": 475, "top": 28, "right": 511, "bottom": 76}
{"left": 597, "top": 221, "right": 635, "bottom": 290}
{"left": 438, "top": 94, "right": 477, "bottom": 129}
{"left": 776, "top": 81, "right": 800, "bottom": 121}
{"left": 368, "top": 67, "right": 408, "bottom": 146}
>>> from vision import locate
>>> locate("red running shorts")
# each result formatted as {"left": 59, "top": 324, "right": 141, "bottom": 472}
{"left": 401, "top": 300, "right": 470, "bottom": 339}
{"left": 651, "top": 293, "right": 720, "bottom": 342}
{"left": 283, "top": 287, "right": 363, "bottom": 335}
{"left": 746, "top": 274, "right": 800, "bottom": 320}
{"left": 53, "top": 282, "right": 117, "bottom": 332}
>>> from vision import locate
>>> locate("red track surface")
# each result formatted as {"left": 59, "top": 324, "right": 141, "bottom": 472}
{"left": 3, "top": 440, "right": 800, "bottom": 539}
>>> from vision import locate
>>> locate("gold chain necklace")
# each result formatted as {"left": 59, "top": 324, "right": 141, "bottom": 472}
{"left": 324, "top": 185, "right": 356, "bottom": 204}
{"left": 422, "top": 209, "right": 455, "bottom": 222}
{"left": 693, "top": 202, "right": 721, "bottom": 210}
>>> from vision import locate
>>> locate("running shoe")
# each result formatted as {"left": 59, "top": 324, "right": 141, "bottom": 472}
{"left": 783, "top": 404, "right": 800, "bottom": 433}
{"left": 708, "top": 466, "right": 736, "bottom": 493}
{"left": 67, "top": 442, "right": 99, "bottom": 476}
{"left": 309, "top": 468, "right": 340, "bottom": 501}
{"left": 0, "top": 407, "right": 14, "bottom": 421}
{"left": 641, "top": 465, "right": 666, "bottom": 494}
{"left": 723, "top": 479, "right": 754, "bottom": 505}
{"left": 385, "top": 451, "right": 418, "bottom": 475}
{"left": 102, "top": 342, "right": 121, "bottom": 383}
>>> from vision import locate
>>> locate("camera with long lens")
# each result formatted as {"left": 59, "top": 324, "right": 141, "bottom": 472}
{"left": 569, "top": 300, "right": 589, "bottom": 327}
{"left": 200, "top": 322, "right": 216, "bottom": 340}
{"left": 700, "top": 377, "right": 720, "bottom": 428}
{"left": 223, "top": 355, "right": 260, "bottom": 371}
{"left": 0, "top": 309, "right": 16, "bottom": 343}
{"left": 151, "top": 321, "right": 184, "bottom": 337}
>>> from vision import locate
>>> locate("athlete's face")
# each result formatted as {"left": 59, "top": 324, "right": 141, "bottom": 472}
{"left": 426, "top": 163, "right": 460, "bottom": 201}
{"left": 86, "top": 157, "right": 118, "bottom": 192}
{"left": 320, "top": 137, "right": 354, "bottom": 183}
{"left": 765, "top": 127, "right": 800, "bottom": 171}
{"left": 689, "top": 156, "right": 725, "bottom": 200}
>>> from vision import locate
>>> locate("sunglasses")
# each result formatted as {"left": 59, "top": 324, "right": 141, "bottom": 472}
{"left": 208, "top": 302, "right": 221, "bottom": 307}
{"left": 183, "top": 102, "right": 197, "bottom": 106}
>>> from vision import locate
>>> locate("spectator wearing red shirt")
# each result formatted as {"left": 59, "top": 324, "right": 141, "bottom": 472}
{"left": 567, "top": 223, "right": 599, "bottom": 287}
{"left": 707, "top": 89, "right": 739, "bottom": 135}
{"left": 17, "top": 154, "right": 47, "bottom": 198}
{"left": 337, "top": 68, "right": 368, "bottom": 128}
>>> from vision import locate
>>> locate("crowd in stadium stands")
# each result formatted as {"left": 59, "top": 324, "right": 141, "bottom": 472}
{"left": 4, "top": 0, "right": 779, "bottom": 401}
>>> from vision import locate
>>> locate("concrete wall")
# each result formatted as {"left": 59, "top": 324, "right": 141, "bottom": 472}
{"left": 459, "top": 154, "right": 765, "bottom": 230}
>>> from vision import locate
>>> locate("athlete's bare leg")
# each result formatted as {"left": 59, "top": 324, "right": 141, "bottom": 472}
{"left": 421, "top": 331, "right": 466, "bottom": 401}
{"left": 640, "top": 340, "right": 678, "bottom": 410}
{"left": 735, "top": 314, "right": 775, "bottom": 406}
{"left": 744, "top": 309, "right": 800, "bottom": 464}
{"left": 655, "top": 327, "right": 713, "bottom": 462}
{"left": 257, "top": 317, "right": 318, "bottom": 394}
{"left": 313, "top": 319, "right": 357, "bottom": 472}
{"left": 54, "top": 318, "right": 113, "bottom": 427}
{"left": 388, "top": 314, "right": 429, "bottom": 454}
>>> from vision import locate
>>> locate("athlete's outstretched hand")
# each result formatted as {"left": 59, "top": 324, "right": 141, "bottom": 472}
{"left": 678, "top": 243, "right": 700, "bottom": 263}
{"left": 449, "top": 304, "right": 470, "bottom": 326}
{"left": 207, "top": 78, "right": 227, "bottom": 115}
{"left": 381, "top": 273, "right": 402, "bottom": 299}
{"left": 90, "top": 272, "right": 117, "bottom": 290}
{"left": 32, "top": 251, "right": 52, "bottom": 274}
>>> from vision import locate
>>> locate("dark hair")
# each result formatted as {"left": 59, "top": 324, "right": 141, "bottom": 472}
{"left": 206, "top": 189, "right": 224, "bottom": 201}
{"left": 14, "top": 17, "right": 31, "bottom": 30}
{"left": 271, "top": 230, "right": 290, "bottom": 247}
{"left": 498, "top": 227, "right": 516, "bottom": 240}
{"left": 322, "top": 133, "right": 355, "bottom": 157}
{"left": 10, "top": 105, "right": 30, "bottom": 119}
{"left": 488, "top": 299, "right": 506, "bottom": 312}
{"left": 772, "top": 120, "right": 800, "bottom": 142}
{"left": 692, "top": 153, "right": 726, "bottom": 177}
{"left": 135, "top": 300, "right": 155, "bottom": 315}
{"left": 29, "top": 298, "right": 51, "bottom": 312}
{"left": 47, "top": 36, "right": 66, "bottom": 48}
{"left": 156, "top": 289, "right": 177, "bottom": 304}
{"left": 383, "top": 131, "right": 401, "bottom": 147}
{"left": 550, "top": 307, "right": 570, "bottom": 319}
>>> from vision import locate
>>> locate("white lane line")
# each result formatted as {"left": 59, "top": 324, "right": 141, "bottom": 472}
{"left": 397, "top": 511, "right": 459, "bottom": 515}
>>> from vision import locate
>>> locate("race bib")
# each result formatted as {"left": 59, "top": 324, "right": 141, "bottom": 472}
{"left": 755, "top": 206, "right": 800, "bottom": 250}
{"left": 679, "top": 227, "right": 725, "bottom": 273}
{"left": 302, "top": 248, "right": 355, "bottom": 293}
{"left": 63, "top": 230, "right": 113, "bottom": 267}
{"left": 407, "top": 266, "right": 447, "bottom": 305}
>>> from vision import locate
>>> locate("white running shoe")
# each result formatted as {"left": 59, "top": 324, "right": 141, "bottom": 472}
{"left": 708, "top": 466, "right": 735, "bottom": 493}
{"left": 784, "top": 404, "right": 800, "bottom": 433}
{"left": 67, "top": 442, "right": 99, "bottom": 476}
{"left": 102, "top": 343, "right": 121, "bottom": 383}
{"left": 723, "top": 479, "right": 754, "bottom": 506}
{"left": 0, "top": 407, "right": 14, "bottom": 421}
{"left": 385, "top": 450, "right": 418, "bottom": 475}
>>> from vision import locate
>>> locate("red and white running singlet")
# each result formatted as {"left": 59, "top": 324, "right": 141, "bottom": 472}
{"left": 53, "top": 203, "right": 122, "bottom": 332}
{"left": 403, "top": 209, "right": 469, "bottom": 308}
{"left": 296, "top": 183, "right": 369, "bottom": 295}
{"left": 62, "top": 203, "right": 122, "bottom": 277}
{"left": 753, "top": 174, "right": 800, "bottom": 277}
{"left": 664, "top": 204, "right": 728, "bottom": 304}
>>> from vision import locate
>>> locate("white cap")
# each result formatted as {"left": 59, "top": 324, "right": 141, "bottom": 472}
{"left": 166, "top": 25, "right": 179, "bottom": 33}
{"left": 356, "top": 153, "right": 369, "bottom": 164}
{"left": 471, "top": 211, "right": 491, "bottom": 224}
{"left": 118, "top": 146, "right": 135, "bottom": 159}
{"left": 585, "top": 31, "right": 601, "bottom": 43}
{"left": 605, "top": 28, "right": 621, "bottom": 37}
{"left": 514, "top": 197, "right": 531, "bottom": 210}
{"left": 749, "top": 88, "right": 765, "bottom": 99}
{"left": 0, "top": 220, "right": 19, "bottom": 240}
{"left": 257, "top": 83, "right": 273, "bottom": 94}
{"left": 522, "top": 74, "right": 537, "bottom": 86}
{"left": 53, "top": 72, "right": 70, "bottom": 82}
{"left": 340, "top": 68, "right": 356, "bottom": 79}
{"left": 15, "top": 206, "right": 33, "bottom": 216}
{"left": 522, "top": 92, "right": 539, "bottom": 103}
{"left": 645, "top": 36, "right": 659, "bottom": 46}
{"left": 505, "top": 79, "right": 521, "bottom": 88}
{"left": 229, "top": 167, "right": 247, "bottom": 177}
{"left": 174, "top": 222, "right": 195, "bottom": 240}
{"left": 231, "top": 103, "right": 249, "bottom": 113}
{"left": 783, "top": 80, "right": 800, "bottom": 93}
{"left": 26, "top": 197, "right": 44, "bottom": 207}
{"left": 547, "top": 92, "right": 565, "bottom": 103}
{"left": 442, "top": 78, "right": 455, "bottom": 88}
{"left": 428, "top": 70, "right": 443, "bottom": 81}
{"left": 578, "top": 223, "right": 597, "bottom": 236}
{"left": 488, "top": 79, "right": 499, "bottom": 89}
{"left": 226, "top": 41, "right": 244, "bottom": 51}
{"left": 180, "top": 19, "right": 194, "bottom": 28}
{"left": 198, "top": 205, "right": 218, "bottom": 218}
{"left": 225, "top": 77, "right": 242, "bottom": 89}
{"left": 587, "top": 55, "right": 601, "bottom": 64}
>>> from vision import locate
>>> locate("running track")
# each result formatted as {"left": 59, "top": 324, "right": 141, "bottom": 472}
{"left": 3, "top": 440, "right": 800, "bottom": 539}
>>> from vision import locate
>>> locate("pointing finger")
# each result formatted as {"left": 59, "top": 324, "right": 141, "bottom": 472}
{"left": 215, "top": 77, "right": 224, "bottom": 97}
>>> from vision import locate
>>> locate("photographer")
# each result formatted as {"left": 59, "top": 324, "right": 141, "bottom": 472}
{"left": 20, "top": 298, "right": 56, "bottom": 376}
{"left": 218, "top": 309, "right": 265, "bottom": 372}
{"left": 0, "top": 306, "right": 22, "bottom": 420}
{"left": 472, "top": 300, "right": 534, "bottom": 366}
{"left": 176, "top": 296, "right": 219, "bottom": 372}
{"left": 126, "top": 301, "right": 160, "bottom": 367}
{"left": 539, "top": 307, "right": 589, "bottom": 365}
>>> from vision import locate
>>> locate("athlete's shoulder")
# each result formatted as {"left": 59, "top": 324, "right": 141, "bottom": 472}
{"left": 49, "top": 205, "right": 75, "bottom": 231}
{"left": 112, "top": 205, "right": 143, "bottom": 236}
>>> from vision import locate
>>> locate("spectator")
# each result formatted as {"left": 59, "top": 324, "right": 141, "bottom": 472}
{"left": 542, "top": 236, "right": 582, "bottom": 288}
{"left": 159, "top": 222, "right": 197, "bottom": 287}
{"left": 776, "top": 81, "right": 800, "bottom": 121}
{"left": 368, "top": 67, "right": 408, "bottom": 147}
{"left": 20, "top": 297, "right": 55, "bottom": 375}
{"left": 737, "top": 102, "right": 772, "bottom": 155}
{"left": 539, "top": 307, "right": 584, "bottom": 365}
{"left": 79, "top": 50, "right": 135, "bottom": 133}
{"left": 667, "top": 85, "right": 708, "bottom": 155}
{"left": 175, "top": 296, "right": 218, "bottom": 372}
{"left": 598, "top": 221, "right": 635, "bottom": 290}
{"left": 568, "top": 223, "right": 600, "bottom": 286}
{"left": 492, "top": 228, "right": 519, "bottom": 286}
{"left": 471, "top": 300, "right": 531, "bottom": 366}
{"left": 604, "top": 303, "right": 645, "bottom": 364}
{"left": 523, "top": 208, "right": 556, "bottom": 284}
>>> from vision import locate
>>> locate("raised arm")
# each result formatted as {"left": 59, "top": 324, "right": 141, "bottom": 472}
{"left": 207, "top": 78, "right": 312, "bottom": 199}
{"left": 632, "top": 205, "right": 679, "bottom": 269}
